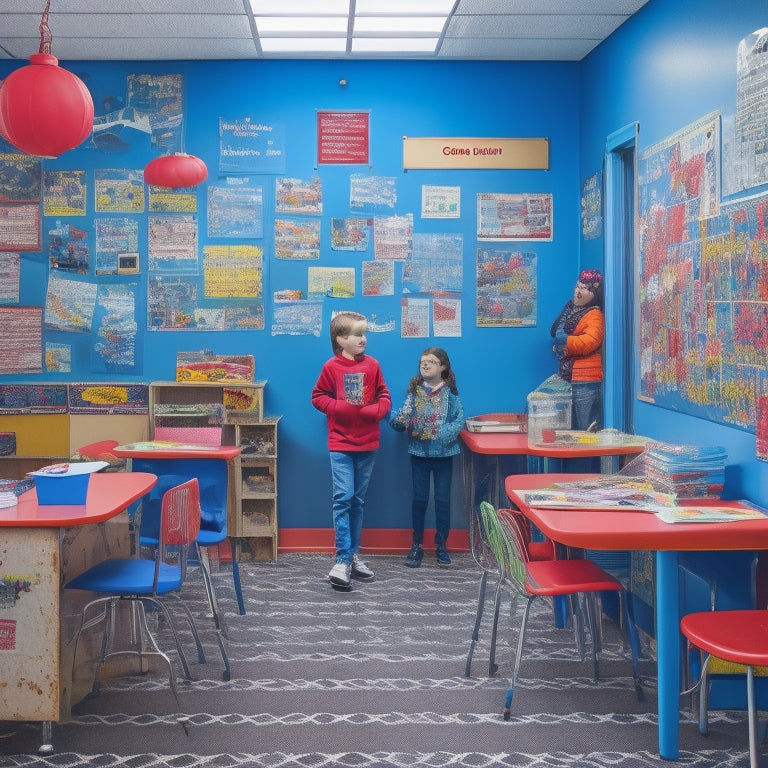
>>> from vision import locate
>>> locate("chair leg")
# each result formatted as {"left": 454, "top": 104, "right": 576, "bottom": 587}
{"left": 699, "top": 665, "right": 710, "bottom": 736}
{"left": 488, "top": 578, "right": 504, "bottom": 677}
{"left": 504, "top": 595, "right": 534, "bottom": 720}
{"left": 169, "top": 598, "right": 207, "bottom": 665}
{"left": 465, "top": 570, "right": 488, "bottom": 677}
{"left": 143, "top": 598, "right": 195, "bottom": 681}
{"left": 230, "top": 537, "right": 246, "bottom": 616}
{"left": 747, "top": 665, "right": 760, "bottom": 768}
{"left": 195, "top": 542, "right": 223, "bottom": 631}
{"left": 619, "top": 589, "right": 643, "bottom": 700}
{"left": 38, "top": 721, "right": 53, "bottom": 755}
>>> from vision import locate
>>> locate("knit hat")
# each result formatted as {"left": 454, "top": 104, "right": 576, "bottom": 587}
{"left": 578, "top": 269, "right": 603, "bottom": 291}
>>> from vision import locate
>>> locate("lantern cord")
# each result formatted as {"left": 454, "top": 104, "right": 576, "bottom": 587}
{"left": 38, "top": 0, "right": 52, "bottom": 56}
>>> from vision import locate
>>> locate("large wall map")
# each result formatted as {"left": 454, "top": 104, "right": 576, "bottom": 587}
{"left": 638, "top": 111, "right": 768, "bottom": 431}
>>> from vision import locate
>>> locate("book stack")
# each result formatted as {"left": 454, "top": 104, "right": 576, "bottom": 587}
{"left": 0, "top": 478, "right": 34, "bottom": 509}
{"left": 644, "top": 443, "right": 727, "bottom": 498}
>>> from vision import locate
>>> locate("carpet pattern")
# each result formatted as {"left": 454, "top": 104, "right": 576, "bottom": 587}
{"left": 0, "top": 552, "right": 760, "bottom": 767}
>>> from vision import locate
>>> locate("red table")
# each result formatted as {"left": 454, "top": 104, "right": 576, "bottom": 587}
{"left": 504, "top": 472, "right": 768, "bottom": 760}
{"left": 0, "top": 471, "right": 157, "bottom": 751}
{"left": 460, "top": 428, "right": 646, "bottom": 511}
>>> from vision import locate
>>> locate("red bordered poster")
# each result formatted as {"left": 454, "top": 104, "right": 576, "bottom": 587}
{"left": 317, "top": 111, "right": 370, "bottom": 165}
{"left": 0, "top": 306, "right": 43, "bottom": 373}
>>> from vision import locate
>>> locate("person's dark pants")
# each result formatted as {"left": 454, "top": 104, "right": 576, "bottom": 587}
{"left": 410, "top": 454, "right": 452, "bottom": 547}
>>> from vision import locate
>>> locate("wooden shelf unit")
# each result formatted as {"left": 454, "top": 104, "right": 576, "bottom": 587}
{"left": 148, "top": 380, "right": 279, "bottom": 561}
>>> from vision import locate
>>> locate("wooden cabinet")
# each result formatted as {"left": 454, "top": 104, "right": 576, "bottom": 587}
{"left": 234, "top": 418, "right": 280, "bottom": 561}
{"left": 148, "top": 380, "right": 279, "bottom": 561}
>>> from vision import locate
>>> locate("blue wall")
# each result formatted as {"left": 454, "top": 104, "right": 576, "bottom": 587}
{"left": 4, "top": 0, "right": 767, "bottom": 536}
{"left": 0, "top": 58, "right": 580, "bottom": 533}
{"left": 579, "top": 0, "right": 768, "bottom": 508}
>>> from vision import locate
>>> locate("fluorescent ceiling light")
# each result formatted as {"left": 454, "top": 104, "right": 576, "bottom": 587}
{"left": 250, "top": 0, "right": 349, "bottom": 13}
{"left": 260, "top": 37, "right": 348, "bottom": 53}
{"left": 354, "top": 17, "right": 446, "bottom": 34}
{"left": 356, "top": 0, "right": 455, "bottom": 12}
{"left": 352, "top": 38, "right": 439, "bottom": 53}
{"left": 257, "top": 17, "right": 349, "bottom": 34}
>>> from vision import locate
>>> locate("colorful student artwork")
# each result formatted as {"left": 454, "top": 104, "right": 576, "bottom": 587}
{"left": 307, "top": 267, "right": 355, "bottom": 299}
{"left": 43, "top": 170, "right": 86, "bottom": 217}
{"left": 362, "top": 260, "right": 394, "bottom": 296}
{"left": 331, "top": 217, "right": 371, "bottom": 251}
{"left": 48, "top": 222, "right": 89, "bottom": 273}
{"left": 94, "top": 169, "right": 145, "bottom": 213}
{"left": 0, "top": 253, "right": 20, "bottom": 305}
{"left": 95, "top": 217, "right": 138, "bottom": 275}
{"left": 581, "top": 171, "right": 602, "bottom": 240}
{"left": 44, "top": 273, "right": 97, "bottom": 333}
{"left": 477, "top": 192, "right": 553, "bottom": 241}
{"left": 433, "top": 298, "right": 462, "bottom": 338}
{"left": 203, "top": 245, "right": 263, "bottom": 298}
{"left": 274, "top": 218, "right": 321, "bottom": 260}
{"left": 637, "top": 112, "right": 768, "bottom": 431}
{"left": 68, "top": 383, "right": 149, "bottom": 414}
{"left": 275, "top": 177, "right": 323, "bottom": 215}
{"left": 421, "top": 185, "right": 460, "bottom": 219}
{"left": 475, "top": 248, "right": 537, "bottom": 327}
{"left": 45, "top": 343, "right": 71, "bottom": 373}
{"left": 148, "top": 215, "right": 198, "bottom": 273}
{"left": 401, "top": 297, "right": 430, "bottom": 338}
{"left": 373, "top": 214, "right": 413, "bottom": 260}
{"left": 91, "top": 284, "right": 139, "bottom": 373}
{"left": 0, "top": 153, "right": 41, "bottom": 203}
{"left": 148, "top": 186, "right": 198, "bottom": 214}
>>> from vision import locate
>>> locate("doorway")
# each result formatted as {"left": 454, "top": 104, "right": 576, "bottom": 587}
{"left": 603, "top": 123, "right": 638, "bottom": 433}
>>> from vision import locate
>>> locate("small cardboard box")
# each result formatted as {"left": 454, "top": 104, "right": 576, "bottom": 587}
{"left": 30, "top": 461, "right": 108, "bottom": 505}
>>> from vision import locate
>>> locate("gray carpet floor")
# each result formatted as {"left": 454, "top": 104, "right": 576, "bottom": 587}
{"left": 0, "top": 552, "right": 760, "bottom": 767}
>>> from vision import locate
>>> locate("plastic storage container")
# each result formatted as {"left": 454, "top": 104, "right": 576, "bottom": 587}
{"left": 527, "top": 391, "right": 572, "bottom": 446}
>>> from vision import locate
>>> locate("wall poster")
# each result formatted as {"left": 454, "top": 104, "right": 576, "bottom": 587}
{"left": 317, "top": 111, "right": 370, "bottom": 165}
{"left": 637, "top": 112, "right": 768, "bottom": 431}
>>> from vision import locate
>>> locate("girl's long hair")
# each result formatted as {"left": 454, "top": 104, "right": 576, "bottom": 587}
{"left": 407, "top": 347, "right": 458, "bottom": 395}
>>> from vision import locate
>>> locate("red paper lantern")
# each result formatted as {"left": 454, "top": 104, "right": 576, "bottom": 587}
{"left": 0, "top": 53, "right": 94, "bottom": 158}
{"left": 144, "top": 153, "right": 209, "bottom": 188}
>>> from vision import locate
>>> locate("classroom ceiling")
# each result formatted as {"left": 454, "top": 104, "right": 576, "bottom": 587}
{"left": 0, "top": 0, "right": 653, "bottom": 62}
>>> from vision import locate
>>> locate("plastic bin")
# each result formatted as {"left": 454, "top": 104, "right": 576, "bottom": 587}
{"left": 527, "top": 391, "right": 572, "bottom": 446}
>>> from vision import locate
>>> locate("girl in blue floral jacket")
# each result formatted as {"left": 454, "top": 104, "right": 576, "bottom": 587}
{"left": 390, "top": 347, "right": 464, "bottom": 567}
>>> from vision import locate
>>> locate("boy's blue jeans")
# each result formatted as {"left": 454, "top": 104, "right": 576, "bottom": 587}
{"left": 329, "top": 450, "right": 377, "bottom": 564}
{"left": 410, "top": 454, "right": 452, "bottom": 547}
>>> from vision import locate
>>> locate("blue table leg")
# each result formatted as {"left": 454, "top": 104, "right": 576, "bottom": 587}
{"left": 656, "top": 549, "right": 680, "bottom": 760}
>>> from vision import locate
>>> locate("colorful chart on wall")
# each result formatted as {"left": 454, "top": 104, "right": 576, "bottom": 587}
{"left": 0, "top": 307, "right": 43, "bottom": 374}
{"left": 475, "top": 248, "right": 537, "bottom": 327}
{"left": 638, "top": 111, "right": 768, "bottom": 431}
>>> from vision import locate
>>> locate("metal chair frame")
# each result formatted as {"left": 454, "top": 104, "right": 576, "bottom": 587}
{"left": 66, "top": 478, "right": 208, "bottom": 702}
{"left": 478, "top": 501, "right": 642, "bottom": 719}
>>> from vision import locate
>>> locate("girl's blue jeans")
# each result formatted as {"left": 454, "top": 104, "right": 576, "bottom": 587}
{"left": 572, "top": 381, "right": 602, "bottom": 431}
{"left": 329, "top": 450, "right": 377, "bottom": 564}
{"left": 410, "top": 454, "right": 453, "bottom": 547}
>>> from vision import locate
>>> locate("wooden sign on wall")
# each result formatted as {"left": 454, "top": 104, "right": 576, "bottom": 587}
{"left": 403, "top": 137, "right": 549, "bottom": 170}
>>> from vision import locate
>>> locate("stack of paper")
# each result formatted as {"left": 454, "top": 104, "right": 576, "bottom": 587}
{"left": 644, "top": 443, "right": 727, "bottom": 498}
{"left": 0, "top": 478, "right": 34, "bottom": 509}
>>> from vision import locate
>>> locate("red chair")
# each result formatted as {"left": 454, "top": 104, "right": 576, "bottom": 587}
{"left": 478, "top": 502, "right": 642, "bottom": 719}
{"left": 681, "top": 610, "right": 768, "bottom": 768}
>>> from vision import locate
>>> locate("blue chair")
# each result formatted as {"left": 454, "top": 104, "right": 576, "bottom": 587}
{"left": 65, "top": 478, "right": 206, "bottom": 701}
{"left": 133, "top": 457, "right": 246, "bottom": 630}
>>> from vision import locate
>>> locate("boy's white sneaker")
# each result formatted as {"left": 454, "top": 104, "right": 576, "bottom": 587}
{"left": 328, "top": 561, "right": 352, "bottom": 587}
{"left": 351, "top": 554, "right": 375, "bottom": 581}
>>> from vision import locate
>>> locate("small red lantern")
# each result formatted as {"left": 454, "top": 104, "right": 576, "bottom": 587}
{"left": 144, "top": 153, "right": 209, "bottom": 188}
{"left": 0, "top": 2, "right": 94, "bottom": 158}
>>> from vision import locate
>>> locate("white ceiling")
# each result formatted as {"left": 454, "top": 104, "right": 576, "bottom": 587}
{"left": 0, "top": 0, "right": 652, "bottom": 62}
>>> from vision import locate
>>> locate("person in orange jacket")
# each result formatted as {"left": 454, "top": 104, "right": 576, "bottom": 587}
{"left": 550, "top": 269, "right": 604, "bottom": 431}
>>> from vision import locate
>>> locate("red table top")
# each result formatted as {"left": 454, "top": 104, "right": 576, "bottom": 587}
{"left": 113, "top": 442, "right": 241, "bottom": 460}
{"left": 0, "top": 472, "right": 157, "bottom": 527}
{"left": 504, "top": 473, "right": 768, "bottom": 552}
{"left": 461, "top": 429, "right": 647, "bottom": 458}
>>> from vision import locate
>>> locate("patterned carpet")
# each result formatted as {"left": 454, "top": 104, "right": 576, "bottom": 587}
{"left": 0, "top": 552, "right": 760, "bottom": 767}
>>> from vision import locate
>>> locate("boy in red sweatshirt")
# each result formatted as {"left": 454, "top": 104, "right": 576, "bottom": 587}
{"left": 311, "top": 311, "right": 391, "bottom": 589}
